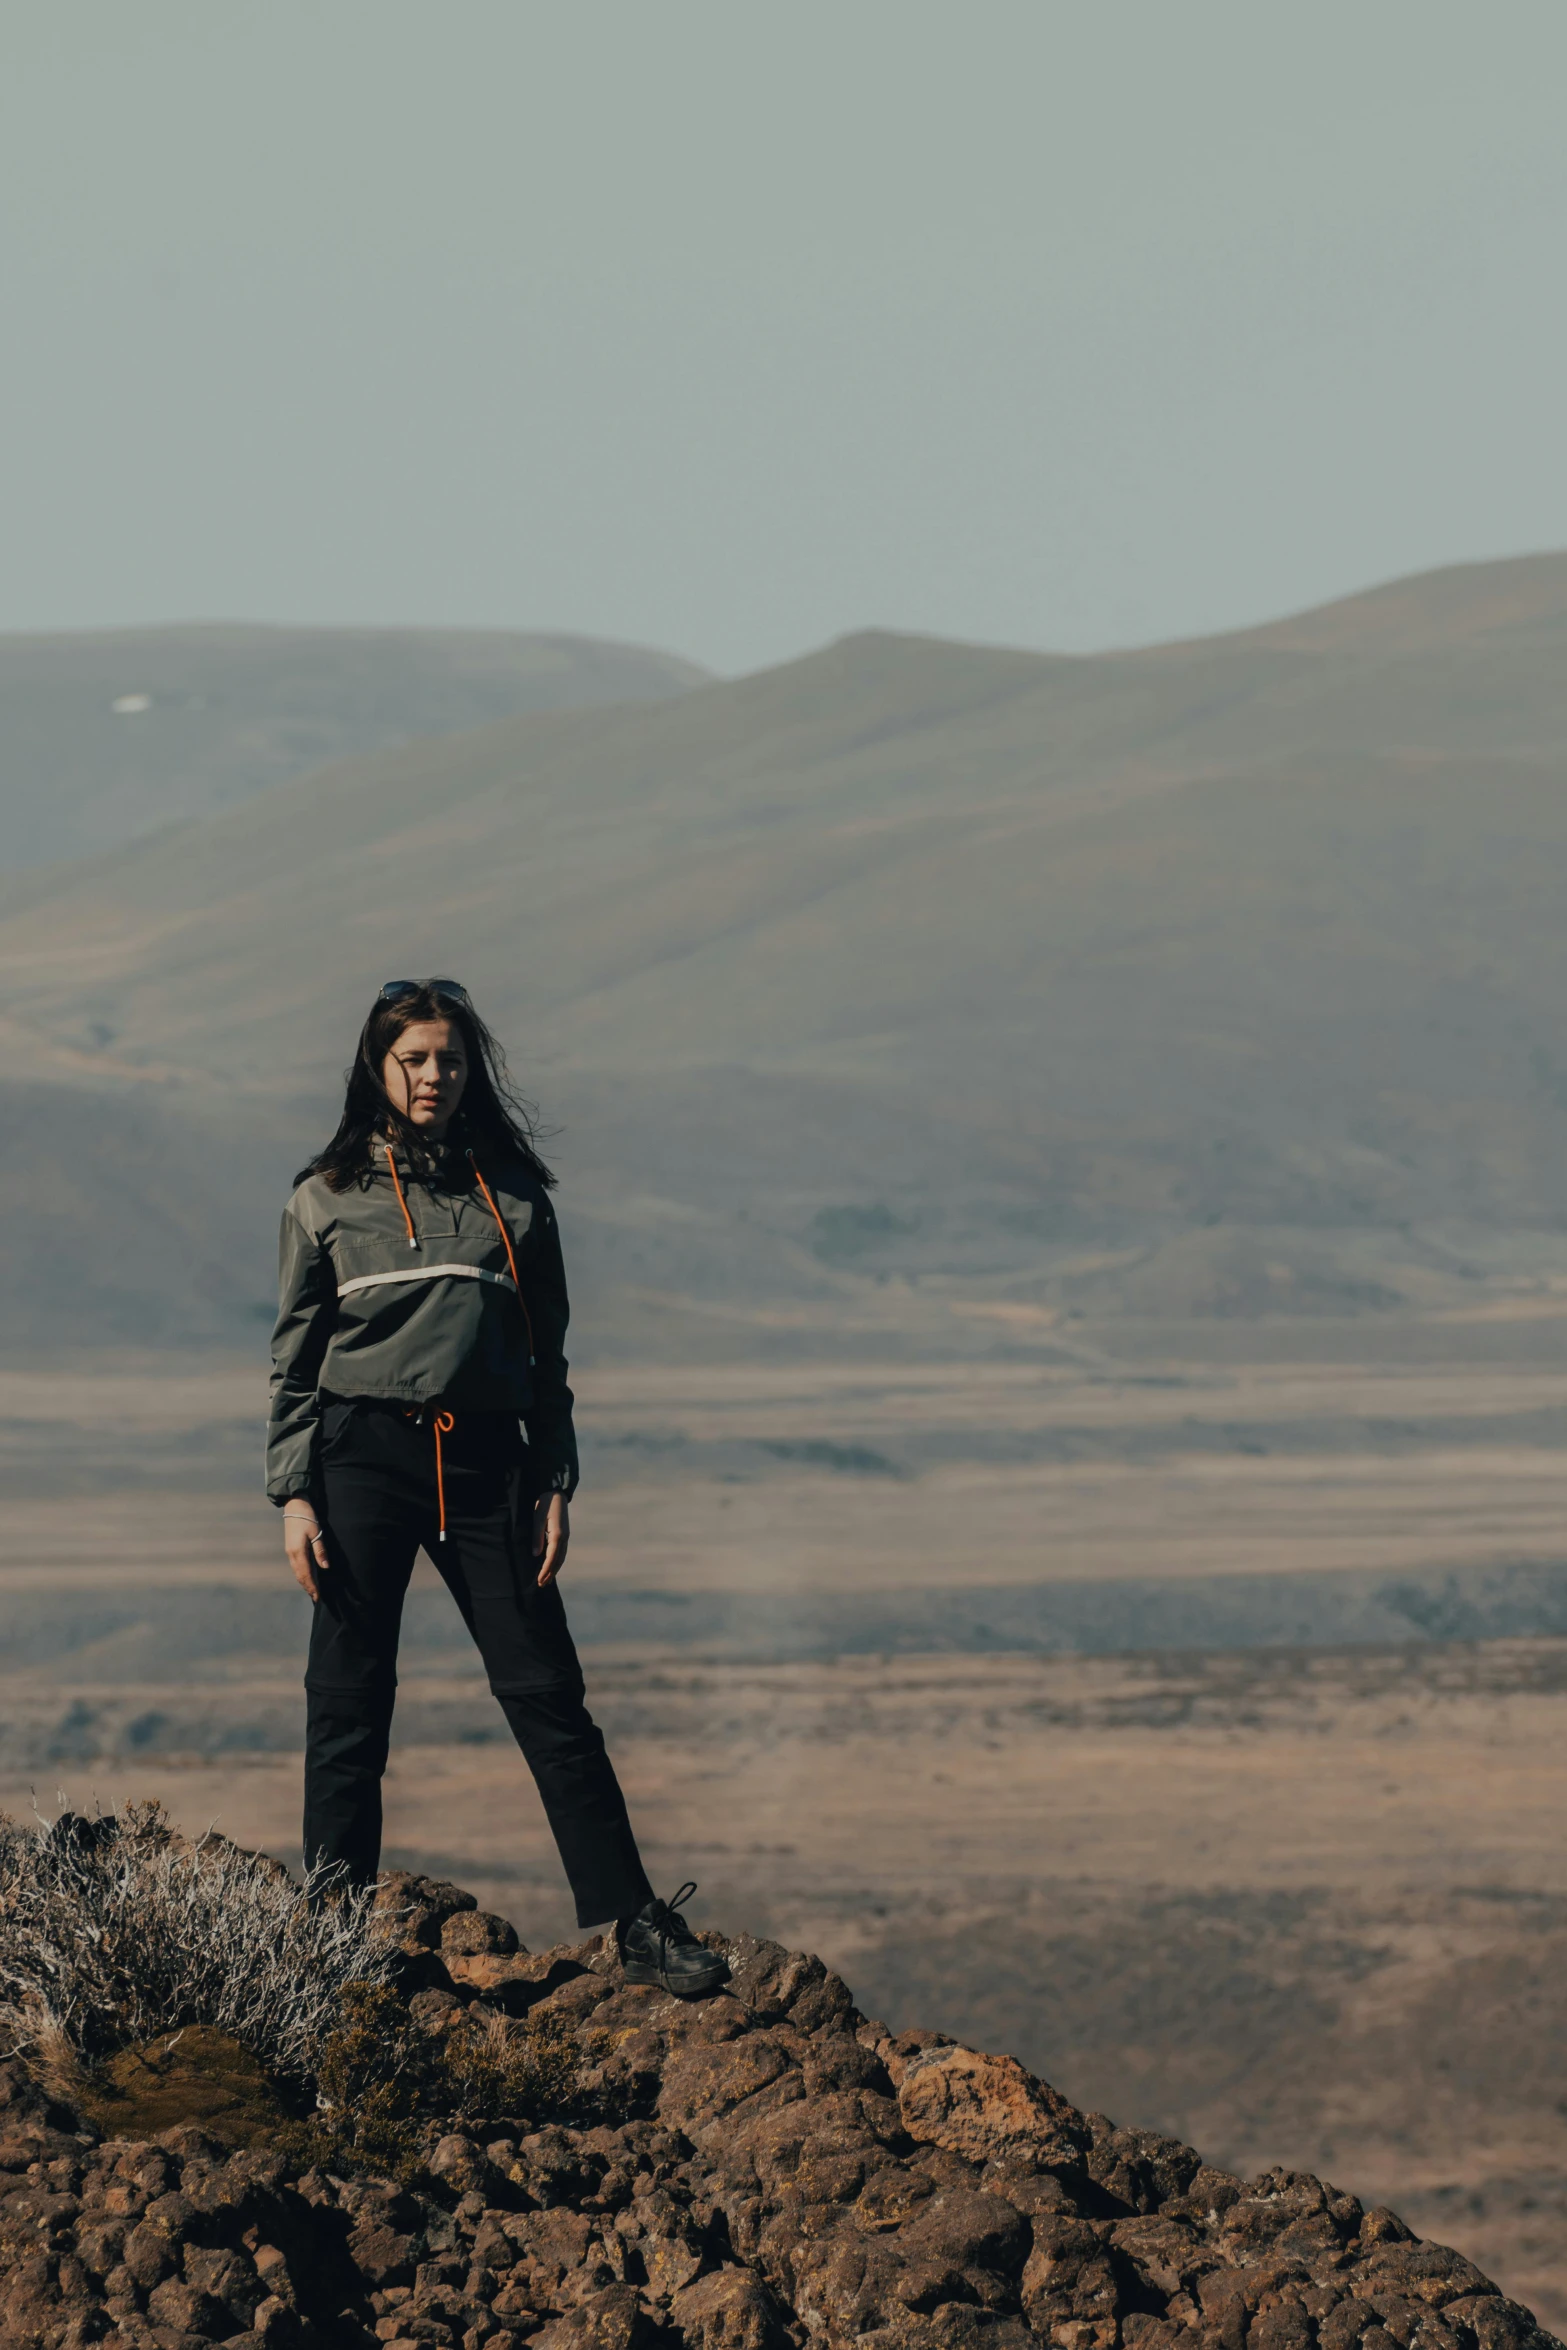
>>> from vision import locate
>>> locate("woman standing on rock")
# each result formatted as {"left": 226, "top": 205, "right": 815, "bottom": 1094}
{"left": 266, "top": 977, "right": 724, "bottom": 1997}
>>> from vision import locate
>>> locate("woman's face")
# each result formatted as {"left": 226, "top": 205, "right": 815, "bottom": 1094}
{"left": 382, "top": 1017, "right": 468, "bottom": 1137}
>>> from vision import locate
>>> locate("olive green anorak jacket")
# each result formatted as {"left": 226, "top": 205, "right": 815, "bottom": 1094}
{"left": 266, "top": 1137, "right": 577, "bottom": 1505}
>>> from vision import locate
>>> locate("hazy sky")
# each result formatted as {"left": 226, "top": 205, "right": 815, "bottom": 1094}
{"left": 5, "top": 2, "right": 1566, "bottom": 674}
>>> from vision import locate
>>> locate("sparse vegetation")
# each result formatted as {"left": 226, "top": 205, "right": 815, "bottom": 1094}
{"left": 279, "top": 1983, "right": 586, "bottom": 2181}
{"left": 0, "top": 1804, "right": 603, "bottom": 2182}
{"left": 0, "top": 1802, "right": 397, "bottom": 2090}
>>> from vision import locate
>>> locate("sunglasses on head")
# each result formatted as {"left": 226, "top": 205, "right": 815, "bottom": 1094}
{"left": 379, "top": 977, "right": 469, "bottom": 1007}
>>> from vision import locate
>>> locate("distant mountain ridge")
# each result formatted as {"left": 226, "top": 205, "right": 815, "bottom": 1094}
{"left": 1221, "top": 546, "right": 1567, "bottom": 653}
{"left": 4, "top": 552, "right": 1567, "bottom": 1352}
{"left": 0, "top": 623, "right": 710, "bottom": 867}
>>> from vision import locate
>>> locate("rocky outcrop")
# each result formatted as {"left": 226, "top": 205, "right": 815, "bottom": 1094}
{"left": 0, "top": 1867, "right": 1555, "bottom": 2350}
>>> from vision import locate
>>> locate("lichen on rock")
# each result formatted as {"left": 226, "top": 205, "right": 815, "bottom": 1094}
{"left": 70, "top": 2026, "right": 293, "bottom": 2149}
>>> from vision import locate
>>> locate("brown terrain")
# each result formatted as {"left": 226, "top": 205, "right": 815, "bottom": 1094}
{"left": 0, "top": 1840, "right": 1559, "bottom": 2350}
{"left": 5, "top": 1318, "right": 1567, "bottom": 2330}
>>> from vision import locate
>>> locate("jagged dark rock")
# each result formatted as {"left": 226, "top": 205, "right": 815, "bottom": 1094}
{"left": 0, "top": 1871, "right": 1556, "bottom": 2350}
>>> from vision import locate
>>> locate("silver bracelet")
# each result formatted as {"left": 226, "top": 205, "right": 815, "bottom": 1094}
{"left": 283, "top": 1511, "right": 322, "bottom": 1532}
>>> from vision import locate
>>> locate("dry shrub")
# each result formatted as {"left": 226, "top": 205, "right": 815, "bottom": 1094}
{"left": 279, "top": 1983, "right": 587, "bottom": 2181}
{"left": 277, "top": 1983, "right": 429, "bottom": 2180}
{"left": 0, "top": 1803, "right": 596, "bottom": 2181}
{"left": 443, "top": 1998, "right": 582, "bottom": 2122}
{"left": 0, "top": 1803, "right": 398, "bottom": 2086}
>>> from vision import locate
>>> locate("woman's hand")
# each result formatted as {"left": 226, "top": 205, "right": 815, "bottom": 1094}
{"left": 283, "top": 1506, "right": 331, "bottom": 1601}
{"left": 532, "top": 1492, "right": 570, "bottom": 1587}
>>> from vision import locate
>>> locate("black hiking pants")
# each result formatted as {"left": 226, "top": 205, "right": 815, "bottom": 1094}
{"left": 303, "top": 1401, "right": 652, "bottom": 1927}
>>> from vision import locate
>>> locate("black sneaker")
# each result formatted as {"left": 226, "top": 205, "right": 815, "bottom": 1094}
{"left": 618, "top": 1882, "right": 730, "bottom": 1997}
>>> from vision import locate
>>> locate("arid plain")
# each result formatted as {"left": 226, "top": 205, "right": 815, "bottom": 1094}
{"left": 6, "top": 1301, "right": 1567, "bottom": 2327}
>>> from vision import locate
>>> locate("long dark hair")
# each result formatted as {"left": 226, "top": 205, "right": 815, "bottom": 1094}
{"left": 297, "top": 983, "right": 557, "bottom": 1191}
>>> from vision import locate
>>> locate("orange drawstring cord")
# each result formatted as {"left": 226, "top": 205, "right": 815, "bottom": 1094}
{"left": 380, "top": 1149, "right": 527, "bottom": 1543}
{"left": 432, "top": 1410, "right": 454, "bottom": 1541}
{"left": 384, "top": 1145, "right": 418, "bottom": 1248}
{"left": 404, "top": 1406, "right": 456, "bottom": 1540}
{"left": 468, "top": 1153, "right": 535, "bottom": 1364}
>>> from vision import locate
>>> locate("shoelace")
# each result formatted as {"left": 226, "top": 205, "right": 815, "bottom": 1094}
{"left": 647, "top": 1881, "right": 701, "bottom": 1953}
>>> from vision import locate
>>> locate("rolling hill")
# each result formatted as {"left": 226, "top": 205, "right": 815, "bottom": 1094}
{"left": 3, "top": 552, "right": 1567, "bottom": 1353}
{"left": 0, "top": 624, "right": 708, "bottom": 867}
